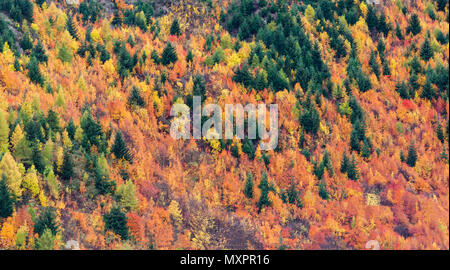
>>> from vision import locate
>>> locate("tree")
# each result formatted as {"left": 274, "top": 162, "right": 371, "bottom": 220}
{"left": 0, "top": 152, "right": 22, "bottom": 197}
{"left": 161, "top": 42, "right": 177, "bottom": 66}
{"left": 112, "top": 131, "right": 133, "bottom": 162}
{"left": 420, "top": 37, "right": 434, "bottom": 62}
{"left": 94, "top": 154, "right": 115, "bottom": 195}
{"left": 340, "top": 153, "right": 350, "bottom": 174}
{"left": 244, "top": 172, "right": 254, "bottom": 199}
{"left": 128, "top": 86, "right": 146, "bottom": 108}
{"left": 406, "top": 143, "right": 418, "bottom": 167}
{"left": 369, "top": 50, "right": 380, "bottom": 78}
{"left": 0, "top": 174, "right": 14, "bottom": 218}
{"left": 57, "top": 43, "right": 73, "bottom": 63}
{"left": 27, "top": 57, "right": 44, "bottom": 86}
{"left": 116, "top": 181, "right": 138, "bottom": 211}
{"left": 437, "top": 122, "right": 445, "bottom": 143}
{"left": 347, "top": 155, "right": 359, "bottom": 181}
{"left": 300, "top": 105, "right": 320, "bottom": 135}
{"left": 421, "top": 79, "right": 435, "bottom": 100}
{"left": 66, "top": 14, "right": 79, "bottom": 40}
{"left": 0, "top": 111, "right": 9, "bottom": 153}
{"left": 20, "top": 34, "right": 33, "bottom": 51}
{"left": 31, "top": 41, "right": 47, "bottom": 63}
{"left": 112, "top": 10, "right": 123, "bottom": 27}
{"left": 59, "top": 151, "right": 74, "bottom": 181}
{"left": 406, "top": 14, "right": 421, "bottom": 36}
{"left": 257, "top": 172, "right": 272, "bottom": 211}
{"left": 318, "top": 181, "right": 330, "bottom": 200}
{"left": 35, "top": 228, "right": 54, "bottom": 250}
{"left": 170, "top": 17, "right": 181, "bottom": 36}
{"left": 22, "top": 165, "right": 40, "bottom": 198}
{"left": 104, "top": 206, "right": 129, "bottom": 240}
{"left": 34, "top": 207, "right": 58, "bottom": 237}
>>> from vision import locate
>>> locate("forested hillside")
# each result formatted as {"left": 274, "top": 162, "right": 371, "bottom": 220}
{"left": 0, "top": 0, "right": 448, "bottom": 250}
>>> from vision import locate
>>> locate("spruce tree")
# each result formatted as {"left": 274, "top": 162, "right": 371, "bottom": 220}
{"left": 112, "top": 131, "right": 132, "bottom": 162}
{"left": 112, "top": 10, "right": 123, "bottom": 27}
{"left": 244, "top": 172, "right": 254, "bottom": 199}
{"left": 340, "top": 153, "right": 350, "bottom": 174}
{"left": 128, "top": 86, "right": 146, "bottom": 108}
{"left": 257, "top": 172, "right": 272, "bottom": 211}
{"left": 407, "top": 14, "right": 421, "bottom": 36}
{"left": 27, "top": 56, "right": 44, "bottom": 86}
{"left": 170, "top": 18, "right": 181, "bottom": 36}
{"left": 66, "top": 15, "right": 79, "bottom": 40}
{"left": 161, "top": 42, "right": 178, "bottom": 66}
{"left": 421, "top": 78, "right": 435, "bottom": 100}
{"left": 406, "top": 143, "right": 418, "bottom": 167}
{"left": 437, "top": 122, "right": 444, "bottom": 143}
{"left": 34, "top": 207, "right": 58, "bottom": 237}
{"left": 0, "top": 174, "right": 14, "bottom": 218}
{"left": 347, "top": 155, "right": 359, "bottom": 181}
{"left": 60, "top": 151, "right": 74, "bottom": 181}
{"left": 369, "top": 50, "right": 380, "bottom": 78}
{"left": 318, "top": 181, "right": 330, "bottom": 200}
{"left": 420, "top": 37, "right": 434, "bottom": 62}
{"left": 104, "top": 206, "right": 129, "bottom": 240}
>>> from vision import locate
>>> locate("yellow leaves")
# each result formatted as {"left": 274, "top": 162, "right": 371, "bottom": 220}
{"left": 360, "top": 2, "right": 368, "bottom": 18}
{"left": 305, "top": 5, "right": 316, "bottom": 24}
{"left": 22, "top": 165, "right": 40, "bottom": 198}
{"left": 325, "top": 216, "right": 346, "bottom": 237}
{"left": 168, "top": 200, "right": 183, "bottom": 230}
{"left": 0, "top": 218, "right": 16, "bottom": 248}
{"left": 1, "top": 42, "right": 15, "bottom": 71}
{"left": 366, "top": 193, "right": 381, "bottom": 206}
{"left": 0, "top": 152, "right": 23, "bottom": 197}
{"left": 90, "top": 28, "right": 102, "bottom": 43}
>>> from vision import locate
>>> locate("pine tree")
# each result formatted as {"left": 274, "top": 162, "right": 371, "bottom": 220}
{"left": 244, "top": 172, "right": 254, "bottom": 199}
{"left": 407, "top": 14, "right": 421, "bottom": 36}
{"left": 112, "top": 131, "right": 133, "bottom": 162}
{"left": 27, "top": 56, "right": 44, "bottom": 86}
{"left": 103, "top": 206, "right": 129, "bottom": 240}
{"left": 128, "top": 86, "right": 146, "bottom": 108}
{"left": 406, "top": 143, "right": 418, "bottom": 167}
{"left": 59, "top": 151, "right": 74, "bottom": 181}
{"left": 31, "top": 41, "right": 48, "bottom": 63}
{"left": 382, "top": 59, "right": 391, "bottom": 76}
{"left": 318, "top": 181, "right": 330, "bottom": 200}
{"left": 66, "top": 118, "right": 76, "bottom": 140}
{"left": 361, "top": 138, "right": 372, "bottom": 159}
{"left": 347, "top": 155, "right": 359, "bottom": 181}
{"left": 369, "top": 50, "right": 380, "bottom": 78}
{"left": 34, "top": 207, "right": 58, "bottom": 237}
{"left": 0, "top": 174, "right": 14, "bottom": 218}
{"left": 421, "top": 78, "right": 435, "bottom": 100}
{"left": 300, "top": 105, "right": 320, "bottom": 135}
{"left": 257, "top": 172, "right": 272, "bottom": 211}
{"left": 170, "top": 17, "right": 181, "bottom": 36}
{"left": 161, "top": 42, "right": 177, "bottom": 66}
{"left": 0, "top": 111, "right": 9, "bottom": 153}
{"left": 437, "top": 122, "right": 445, "bottom": 143}
{"left": 420, "top": 37, "right": 434, "bottom": 62}
{"left": 20, "top": 34, "right": 33, "bottom": 51}
{"left": 340, "top": 152, "right": 350, "bottom": 173}
{"left": 66, "top": 15, "right": 79, "bottom": 40}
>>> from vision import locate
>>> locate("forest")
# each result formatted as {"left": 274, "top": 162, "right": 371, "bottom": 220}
{"left": 0, "top": 0, "right": 448, "bottom": 250}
